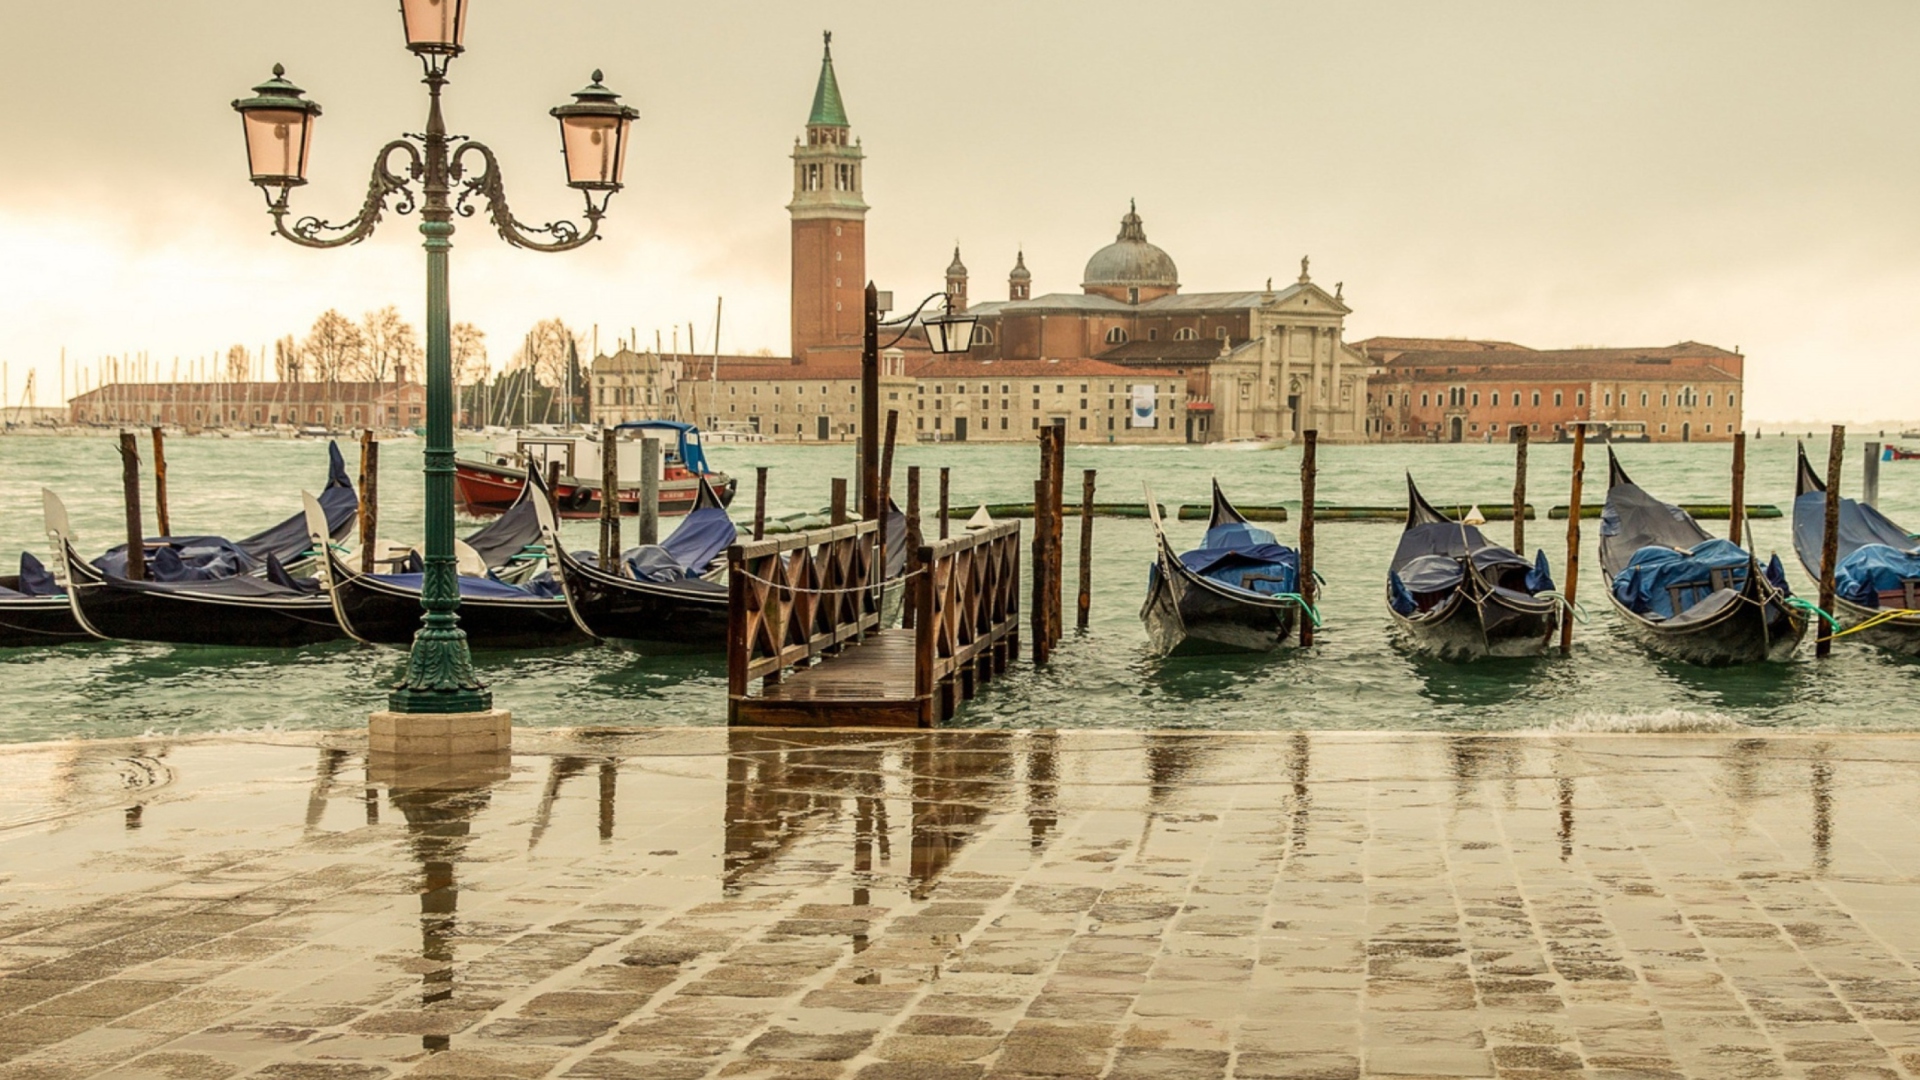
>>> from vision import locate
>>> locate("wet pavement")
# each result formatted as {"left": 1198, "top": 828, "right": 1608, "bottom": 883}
{"left": 2, "top": 729, "right": 1920, "bottom": 1079}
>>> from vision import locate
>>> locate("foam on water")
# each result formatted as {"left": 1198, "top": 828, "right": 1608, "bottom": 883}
{"left": 1534, "top": 709, "right": 1748, "bottom": 734}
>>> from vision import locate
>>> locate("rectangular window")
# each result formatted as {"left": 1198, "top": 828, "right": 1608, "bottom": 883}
{"left": 1553, "top": 392, "right": 1563, "bottom": 407}
{"left": 1031, "top": 417, "right": 1039, "bottom": 429}
{"left": 1079, "top": 416, "right": 1087, "bottom": 430}
{"left": 1471, "top": 392, "right": 1480, "bottom": 407}
{"left": 1531, "top": 392, "right": 1540, "bottom": 407}
{"left": 1576, "top": 392, "right": 1585, "bottom": 406}
{"left": 1000, "top": 417, "right": 1008, "bottom": 430}
{"left": 1421, "top": 393, "right": 1429, "bottom": 407}
{"left": 1662, "top": 393, "right": 1669, "bottom": 406}
{"left": 1706, "top": 393, "right": 1714, "bottom": 406}
{"left": 1079, "top": 399, "right": 1088, "bottom": 409}
{"left": 1640, "top": 392, "right": 1649, "bottom": 407}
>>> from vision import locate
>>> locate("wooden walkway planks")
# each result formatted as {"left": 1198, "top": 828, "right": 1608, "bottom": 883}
{"left": 731, "top": 629, "right": 921, "bottom": 727}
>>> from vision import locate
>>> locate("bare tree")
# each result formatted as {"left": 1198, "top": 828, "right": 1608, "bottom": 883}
{"left": 304, "top": 310, "right": 363, "bottom": 384}
{"left": 274, "top": 335, "right": 303, "bottom": 382}
{"left": 356, "top": 305, "right": 422, "bottom": 384}
{"left": 226, "top": 344, "right": 251, "bottom": 383}
{"left": 521, "top": 318, "right": 579, "bottom": 423}
{"left": 451, "top": 322, "right": 488, "bottom": 386}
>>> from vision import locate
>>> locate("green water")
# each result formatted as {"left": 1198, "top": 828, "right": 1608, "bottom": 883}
{"left": 2, "top": 431, "right": 1913, "bottom": 743}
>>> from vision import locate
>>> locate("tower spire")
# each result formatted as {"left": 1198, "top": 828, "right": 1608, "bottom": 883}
{"left": 809, "top": 30, "right": 849, "bottom": 128}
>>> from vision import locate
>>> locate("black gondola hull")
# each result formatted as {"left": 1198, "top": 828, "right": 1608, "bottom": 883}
{"left": 1142, "top": 547, "right": 1298, "bottom": 655}
{"left": 552, "top": 550, "right": 729, "bottom": 650}
{"left": 324, "top": 557, "right": 586, "bottom": 649}
{"left": 0, "top": 597, "right": 91, "bottom": 648}
{"left": 1605, "top": 589, "right": 1804, "bottom": 666}
{"left": 63, "top": 554, "right": 342, "bottom": 648}
{"left": 1827, "top": 596, "right": 1920, "bottom": 656}
{"left": 1390, "top": 589, "right": 1558, "bottom": 662}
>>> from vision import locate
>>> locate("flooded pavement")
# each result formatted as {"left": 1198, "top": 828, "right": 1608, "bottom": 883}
{"left": 2, "top": 730, "right": 1920, "bottom": 1078}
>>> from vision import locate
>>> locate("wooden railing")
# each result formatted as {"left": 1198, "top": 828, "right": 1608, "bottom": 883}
{"left": 728, "top": 520, "right": 879, "bottom": 702}
{"left": 914, "top": 520, "right": 1022, "bottom": 723}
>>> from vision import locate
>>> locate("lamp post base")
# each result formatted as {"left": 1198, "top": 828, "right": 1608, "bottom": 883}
{"left": 369, "top": 708, "right": 512, "bottom": 757}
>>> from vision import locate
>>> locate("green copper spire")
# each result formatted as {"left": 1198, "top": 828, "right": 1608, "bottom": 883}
{"left": 808, "top": 31, "right": 849, "bottom": 128}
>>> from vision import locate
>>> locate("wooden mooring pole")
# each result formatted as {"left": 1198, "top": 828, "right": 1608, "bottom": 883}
{"left": 1032, "top": 428, "right": 1053, "bottom": 664}
{"left": 639, "top": 437, "right": 661, "bottom": 545}
{"left": 938, "top": 467, "right": 951, "bottom": 540}
{"left": 1560, "top": 424, "right": 1586, "bottom": 657}
{"left": 753, "top": 466, "right": 768, "bottom": 541}
{"left": 1816, "top": 425, "right": 1845, "bottom": 659}
{"left": 359, "top": 430, "right": 380, "bottom": 573}
{"left": 1511, "top": 427, "right": 1527, "bottom": 553}
{"left": 905, "top": 466, "right": 922, "bottom": 630}
{"left": 545, "top": 461, "right": 563, "bottom": 520}
{"left": 1077, "top": 469, "right": 1096, "bottom": 631}
{"left": 1298, "top": 430, "right": 1317, "bottom": 647}
{"left": 118, "top": 431, "right": 144, "bottom": 581}
{"left": 599, "top": 427, "right": 619, "bottom": 567}
{"left": 830, "top": 477, "right": 849, "bottom": 526}
{"left": 1049, "top": 427, "right": 1066, "bottom": 645}
{"left": 1729, "top": 432, "right": 1747, "bottom": 547}
{"left": 1864, "top": 440, "right": 1881, "bottom": 508}
{"left": 150, "top": 426, "right": 171, "bottom": 537}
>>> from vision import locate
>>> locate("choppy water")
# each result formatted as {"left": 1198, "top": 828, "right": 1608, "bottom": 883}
{"left": 2, "top": 430, "right": 1914, "bottom": 743}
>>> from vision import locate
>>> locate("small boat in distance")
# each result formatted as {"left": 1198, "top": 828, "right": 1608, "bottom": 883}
{"left": 1793, "top": 443, "right": 1920, "bottom": 654}
{"left": 1387, "top": 475, "right": 1561, "bottom": 661}
{"left": 1599, "top": 450, "right": 1804, "bottom": 665}
{"left": 455, "top": 420, "right": 736, "bottom": 518}
{"left": 1883, "top": 445, "right": 1920, "bottom": 461}
{"left": 1141, "top": 481, "right": 1308, "bottom": 655}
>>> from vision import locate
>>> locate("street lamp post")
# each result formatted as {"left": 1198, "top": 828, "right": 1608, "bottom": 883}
{"left": 232, "top": 1, "right": 637, "bottom": 715}
{"left": 859, "top": 287, "right": 977, "bottom": 523}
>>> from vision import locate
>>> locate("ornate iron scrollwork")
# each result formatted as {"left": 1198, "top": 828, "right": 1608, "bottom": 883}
{"left": 449, "top": 141, "right": 603, "bottom": 253}
{"left": 267, "top": 140, "right": 423, "bottom": 249}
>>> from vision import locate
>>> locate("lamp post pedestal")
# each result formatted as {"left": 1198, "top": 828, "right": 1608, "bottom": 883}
{"left": 370, "top": 708, "right": 512, "bottom": 757}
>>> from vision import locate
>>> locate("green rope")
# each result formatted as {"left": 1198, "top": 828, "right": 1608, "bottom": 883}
{"left": 1273, "top": 593, "right": 1324, "bottom": 628}
{"left": 1538, "top": 590, "right": 1590, "bottom": 624}
{"left": 1785, "top": 596, "right": 1841, "bottom": 631}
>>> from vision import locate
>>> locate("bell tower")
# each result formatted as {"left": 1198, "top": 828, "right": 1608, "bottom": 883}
{"left": 789, "top": 32, "right": 868, "bottom": 361}
{"left": 945, "top": 247, "right": 968, "bottom": 312}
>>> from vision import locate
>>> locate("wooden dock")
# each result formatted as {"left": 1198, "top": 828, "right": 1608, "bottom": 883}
{"left": 728, "top": 519, "right": 1023, "bottom": 728}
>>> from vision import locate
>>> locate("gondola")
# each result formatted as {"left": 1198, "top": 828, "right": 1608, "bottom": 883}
{"left": 1386, "top": 475, "right": 1561, "bottom": 661}
{"left": 0, "top": 551, "right": 89, "bottom": 648}
{"left": 89, "top": 440, "right": 358, "bottom": 582}
{"left": 1600, "top": 450, "right": 1805, "bottom": 665}
{"left": 303, "top": 492, "right": 586, "bottom": 650}
{"left": 533, "top": 470, "right": 735, "bottom": 650}
{"left": 1141, "top": 480, "right": 1306, "bottom": 655}
{"left": 46, "top": 490, "right": 344, "bottom": 648}
{"left": 1792, "top": 443, "right": 1920, "bottom": 654}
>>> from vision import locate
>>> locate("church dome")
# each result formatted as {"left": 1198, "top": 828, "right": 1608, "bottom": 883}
{"left": 1082, "top": 201, "right": 1177, "bottom": 290}
{"left": 1009, "top": 250, "right": 1030, "bottom": 281}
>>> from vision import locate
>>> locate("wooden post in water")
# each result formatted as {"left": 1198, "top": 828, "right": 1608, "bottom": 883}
{"left": 1032, "top": 477, "right": 1050, "bottom": 664}
{"left": 150, "top": 426, "right": 171, "bottom": 537}
{"left": 752, "top": 466, "right": 768, "bottom": 540}
{"left": 904, "top": 466, "right": 922, "bottom": 630}
{"left": 1816, "top": 425, "right": 1845, "bottom": 659}
{"left": 1077, "top": 469, "right": 1096, "bottom": 631}
{"left": 1511, "top": 427, "right": 1527, "bottom": 553}
{"left": 1049, "top": 427, "right": 1066, "bottom": 646}
{"left": 359, "top": 431, "right": 380, "bottom": 573}
{"left": 599, "top": 427, "right": 619, "bottom": 567}
{"left": 639, "top": 437, "right": 661, "bottom": 545}
{"left": 830, "top": 477, "right": 849, "bottom": 526}
{"left": 1298, "top": 430, "right": 1317, "bottom": 647}
{"left": 1560, "top": 424, "right": 1586, "bottom": 657}
{"left": 880, "top": 410, "right": 899, "bottom": 509}
{"left": 1864, "top": 441, "right": 1881, "bottom": 508}
{"left": 878, "top": 409, "right": 898, "bottom": 589}
{"left": 545, "top": 460, "right": 563, "bottom": 520}
{"left": 1729, "top": 432, "right": 1747, "bottom": 547}
{"left": 118, "top": 431, "right": 144, "bottom": 581}
{"left": 938, "top": 467, "right": 951, "bottom": 540}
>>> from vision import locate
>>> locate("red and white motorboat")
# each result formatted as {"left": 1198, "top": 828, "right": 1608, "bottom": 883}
{"left": 455, "top": 420, "right": 736, "bottom": 519}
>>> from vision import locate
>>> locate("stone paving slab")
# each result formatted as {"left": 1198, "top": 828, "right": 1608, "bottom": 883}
{"left": 0, "top": 729, "right": 1918, "bottom": 1078}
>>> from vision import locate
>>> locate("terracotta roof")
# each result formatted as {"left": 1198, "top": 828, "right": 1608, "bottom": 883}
{"left": 1354, "top": 336, "right": 1532, "bottom": 353}
{"left": 710, "top": 359, "right": 864, "bottom": 381}
{"left": 1098, "top": 339, "right": 1241, "bottom": 363}
{"left": 1382, "top": 342, "right": 1741, "bottom": 370}
{"left": 1376, "top": 362, "right": 1740, "bottom": 385}
{"left": 908, "top": 358, "right": 1182, "bottom": 380}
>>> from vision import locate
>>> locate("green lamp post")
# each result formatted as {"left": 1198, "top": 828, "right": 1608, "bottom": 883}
{"left": 232, "top": 0, "right": 637, "bottom": 714}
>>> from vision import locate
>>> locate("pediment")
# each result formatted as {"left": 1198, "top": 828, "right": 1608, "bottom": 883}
{"left": 1264, "top": 281, "right": 1350, "bottom": 317}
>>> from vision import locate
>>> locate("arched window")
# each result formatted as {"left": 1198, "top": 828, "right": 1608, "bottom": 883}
{"left": 1105, "top": 327, "right": 1128, "bottom": 345}
{"left": 1173, "top": 327, "right": 1198, "bottom": 341}
{"left": 971, "top": 325, "right": 994, "bottom": 346}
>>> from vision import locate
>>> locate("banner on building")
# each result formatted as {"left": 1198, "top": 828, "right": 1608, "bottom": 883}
{"left": 1130, "top": 384, "right": 1157, "bottom": 428}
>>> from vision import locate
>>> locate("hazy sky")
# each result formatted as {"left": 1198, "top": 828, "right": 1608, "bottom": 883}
{"left": 1, "top": 1, "right": 1915, "bottom": 421}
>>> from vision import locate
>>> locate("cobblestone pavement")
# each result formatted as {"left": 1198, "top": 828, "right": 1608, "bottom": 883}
{"left": 2, "top": 729, "right": 1920, "bottom": 1079}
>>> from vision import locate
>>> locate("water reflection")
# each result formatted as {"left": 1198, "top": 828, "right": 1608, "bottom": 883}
{"left": 371, "top": 751, "right": 509, "bottom": 1053}
{"left": 1415, "top": 657, "right": 1552, "bottom": 711}
{"left": 1657, "top": 658, "right": 1805, "bottom": 713}
{"left": 1137, "top": 649, "right": 1300, "bottom": 707}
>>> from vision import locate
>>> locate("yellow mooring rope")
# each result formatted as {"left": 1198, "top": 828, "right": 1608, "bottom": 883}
{"left": 1817, "top": 608, "right": 1920, "bottom": 643}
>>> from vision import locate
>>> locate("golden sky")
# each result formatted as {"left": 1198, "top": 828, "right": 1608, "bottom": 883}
{"left": 0, "top": 1, "right": 1915, "bottom": 421}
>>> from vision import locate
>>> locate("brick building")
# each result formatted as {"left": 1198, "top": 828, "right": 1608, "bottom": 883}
{"left": 1363, "top": 340, "right": 1745, "bottom": 442}
{"left": 68, "top": 381, "right": 425, "bottom": 431}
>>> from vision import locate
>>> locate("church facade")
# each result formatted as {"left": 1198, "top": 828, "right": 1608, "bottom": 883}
{"left": 952, "top": 208, "right": 1372, "bottom": 444}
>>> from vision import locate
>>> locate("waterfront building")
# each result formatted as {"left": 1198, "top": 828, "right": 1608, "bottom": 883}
{"left": 953, "top": 215, "right": 1372, "bottom": 444}
{"left": 1363, "top": 340, "right": 1745, "bottom": 443}
{"left": 67, "top": 380, "right": 425, "bottom": 431}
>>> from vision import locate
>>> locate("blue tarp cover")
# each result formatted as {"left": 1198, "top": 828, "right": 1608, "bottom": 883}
{"left": 16, "top": 552, "right": 61, "bottom": 597}
{"left": 1610, "top": 537, "right": 1752, "bottom": 619}
{"left": 95, "top": 536, "right": 256, "bottom": 582}
{"left": 652, "top": 504, "right": 738, "bottom": 581}
{"left": 1176, "top": 523, "right": 1299, "bottom": 597}
{"left": 1835, "top": 544, "right": 1920, "bottom": 608}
